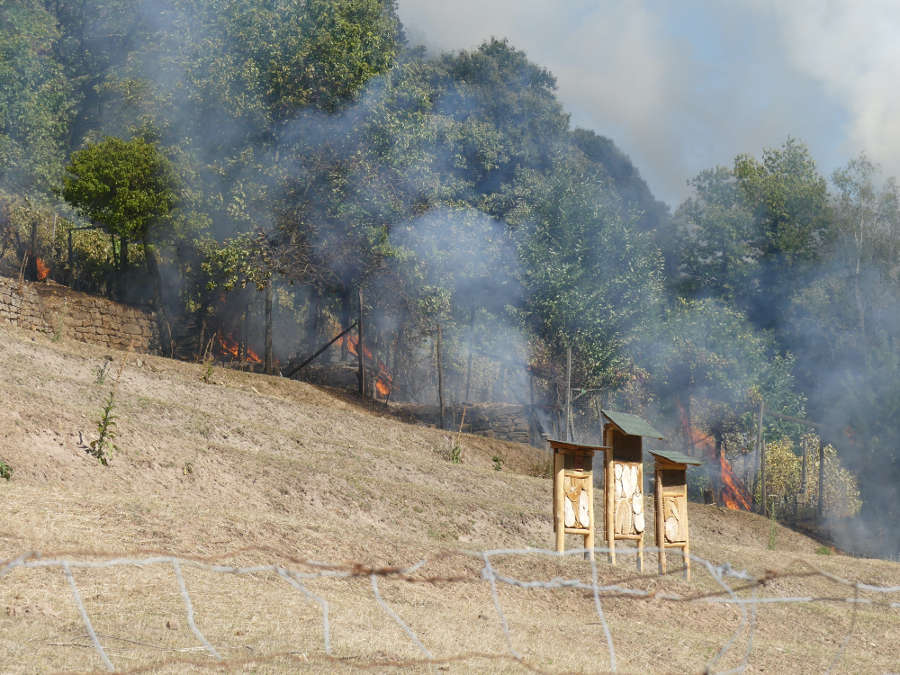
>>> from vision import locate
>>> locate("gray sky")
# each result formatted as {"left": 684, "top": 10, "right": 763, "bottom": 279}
{"left": 398, "top": 0, "right": 900, "bottom": 207}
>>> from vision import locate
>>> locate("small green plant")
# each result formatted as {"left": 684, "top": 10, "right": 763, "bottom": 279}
{"left": 0, "top": 458, "right": 11, "bottom": 480}
{"left": 449, "top": 444, "right": 462, "bottom": 464}
{"left": 182, "top": 461, "right": 194, "bottom": 475}
{"left": 201, "top": 358, "right": 214, "bottom": 384}
{"left": 199, "top": 335, "right": 216, "bottom": 384}
{"left": 94, "top": 357, "right": 112, "bottom": 384}
{"left": 491, "top": 455, "right": 504, "bottom": 471}
{"left": 88, "top": 391, "right": 117, "bottom": 465}
{"left": 815, "top": 545, "right": 832, "bottom": 555}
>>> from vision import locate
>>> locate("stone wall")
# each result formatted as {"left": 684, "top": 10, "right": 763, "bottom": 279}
{"left": 0, "top": 276, "right": 157, "bottom": 352}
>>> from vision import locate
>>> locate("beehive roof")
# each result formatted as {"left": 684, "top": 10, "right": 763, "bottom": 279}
{"left": 601, "top": 409, "right": 665, "bottom": 439}
{"left": 649, "top": 449, "right": 703, "bottom": 466}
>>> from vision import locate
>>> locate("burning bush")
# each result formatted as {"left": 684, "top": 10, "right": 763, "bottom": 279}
{"left": 758, "top": 434, "right": 861, "bottom": 519}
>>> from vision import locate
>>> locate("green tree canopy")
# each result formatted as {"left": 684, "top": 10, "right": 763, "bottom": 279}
{"left": 62, "top": 136, "right": 179, "bottom": 278}
{"left": 0, "top": 0, "right": 73, "bottom": 195}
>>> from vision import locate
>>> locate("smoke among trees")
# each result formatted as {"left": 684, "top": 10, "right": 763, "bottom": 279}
{"left": 1, "top": 0, "right": 899, "bottom": 557}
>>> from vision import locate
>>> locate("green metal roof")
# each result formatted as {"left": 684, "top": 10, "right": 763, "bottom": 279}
{"left": 649, "top": 449, "right": 703, "bottom": 466}
{"left": 601, "top": 409, "right": 665, "bottom": 439}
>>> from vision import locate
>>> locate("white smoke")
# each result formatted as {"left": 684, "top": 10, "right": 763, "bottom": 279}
{"left": 398, "top": 0, "right": 900, "bottom": 204}
{"left": 755, "top": 0, "right": 900, "bottom": 180}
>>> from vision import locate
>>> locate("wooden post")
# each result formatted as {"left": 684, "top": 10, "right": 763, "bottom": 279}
{"left": 554, "top": 450, "right": 565, "bottom": 553}
{"left": 239, "top": 306, "right": 247, "bottom": 362}
{"left": 604, "top": 426, "right": 615, "bottom": 565}
{"left": 264, "top": 279, "right": 274, "bottom": 374}
{"left": 436, "top": 323, "right": 445, "bottom": 430}
{"left": 465, "top": 308, "right": 474, "bottom": 401}
{"left": 586, "top": 469, "right": 595, "bottom": 560}
{"left": 683, "top": 527, "right": 692, "bottom": 581}
{"left": 757, "top": 399, "right": 766, "bottom": 516}
{"left": 565, "top": 345, "right": 572, "bottom": 442}
{"left": 817, "top": 439, "right": 825, "bottom": 520}
{"left": 637, "top": 461, "right": 644, "bottom": 573}
{"left": 357, "top": 287, "right": 365, "bottom": 398}
{"left": 800, "top": 435, "right": 809, "bottom": 495}
{"left": 528, "top": 372, "right": 536, "bottom": 447}
{"left": 656, "top": 467, "right": 666, "bottom": 575}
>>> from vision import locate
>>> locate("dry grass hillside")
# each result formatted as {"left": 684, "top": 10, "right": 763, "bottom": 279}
{"left": 1, "top": 322, "right": 899, "bottom": 674}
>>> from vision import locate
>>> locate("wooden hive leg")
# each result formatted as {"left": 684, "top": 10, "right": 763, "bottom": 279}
{"left": 585, "top": 476, "right": 595, "bottom": 561}
{"left": 683, "top": 541, "right": 691, "bottom": 581}
{"left": 637, "top": 534, "right": 644, "bottom": 573}
{"left": 655, "top": 468, "right": 666, "bottom": 575}
{"left": 605, "top": 441, "right": 615, "bottom": 565}
{"left": 555, "top": 453, "right": 565, "bottom": 553}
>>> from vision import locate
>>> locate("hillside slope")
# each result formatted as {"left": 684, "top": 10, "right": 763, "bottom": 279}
{"left": 1, "top": 324, "right": 899, "bottom": 673}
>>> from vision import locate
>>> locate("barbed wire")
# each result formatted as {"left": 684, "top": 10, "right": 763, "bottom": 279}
{"left": 2, "top": 545, "right": 899, "bottom": 674}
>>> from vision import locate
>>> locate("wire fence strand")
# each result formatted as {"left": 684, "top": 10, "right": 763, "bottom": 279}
{"left": 1, "top": 545, "right": 898, "bottom": 673}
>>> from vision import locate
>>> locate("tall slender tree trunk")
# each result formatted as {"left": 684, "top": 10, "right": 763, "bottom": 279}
{"left": 143, "top": 239, "right": 171, "bottom": 353}
{"left": 565, "top": 345, "right": 572, "bottom": 442}
{"left": 465, "top": 308, "right": 475, "bottom": 401}
{"left": 357, "top": 287, "right": 365, "bottom": 397}
{"left": 340, "top": 288, "right": 352, "bottom": 360}
{"left": 757, "top": 399, "right": 766, "bottom": 515}
{"left": 118, "top": 235, "right": 129, "bottom": 301}
{"left": 264, "top": 279, "right": 274, "bottom": 374}
{"left": 817, "top": 441, "right": 826, "bottom": 520}
{"left": 305, "top": 288, "right": 320, "bottom": 351}
{"left": 436, "top": 323, "right": 445, "bottom": 430}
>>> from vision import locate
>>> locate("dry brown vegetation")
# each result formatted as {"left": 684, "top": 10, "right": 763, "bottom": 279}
{"left": 1, "top": 323, "right": 899, "bottom": 674}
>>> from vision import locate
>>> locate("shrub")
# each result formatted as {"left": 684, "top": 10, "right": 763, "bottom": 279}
{"left": 757, "top": 434, "right": 861, "bottom": 519}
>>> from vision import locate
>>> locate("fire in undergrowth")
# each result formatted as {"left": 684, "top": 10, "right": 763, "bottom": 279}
{"left": 719, "top": 452, "right": 752, "bottom": 510}
{"left": 341, "top": 333, "right": 393, "bottom": 397}
{"left": 683, "top": 420, "right": 752, "bottom": 511}
{"left": 35, "top": 257, "right": 49, "bottom": 281}
{"left": 217, "top": 332, "right": 262, "bottom": 364}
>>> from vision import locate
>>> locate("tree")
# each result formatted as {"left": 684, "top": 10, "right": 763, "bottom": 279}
{"left": 733, "top": 138, "right": 834, "bottom": 330}
{"left": 830, "top": 154, "right": 900, "bottom": 348}
{"left": 62, "top": 136, "right": 179, "bottom": 287}
{"left": 638, "top": 297, "right": 804, "bottom": 453}
{"left": 0, "top": 0, "right": 73, "bottom": 196}
{"left": 671, "top": 166, "right": 758, "bottom": 305}
{"left": 505, "top": 158, "right": 664, "bottom": 394}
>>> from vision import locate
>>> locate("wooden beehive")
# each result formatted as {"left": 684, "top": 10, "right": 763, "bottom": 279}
{"left": 601, "top": 410, "right": 665, "bottom": 571}
{"left": 549, "top": 439, "right": 607, "bottom": 560}
{"left": 650, "top": 449, "right": 702, "bottom": 581}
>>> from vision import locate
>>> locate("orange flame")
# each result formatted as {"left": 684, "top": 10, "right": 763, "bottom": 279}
{"left": 720, "top": 453, "right": 752, "bottom": 511}
{"left": 217, "top": 332, "right": 262, "bottom": 364}
{"left": 35, "top": 257, "right": 49, "bottom": 281}
{"left": 682, "top": 415, "right": 751, "bottom": 511}
{"left": 341, "top": 334, "right": 392, "bottom": 397}
{"left": 374, "top": 363, "right": 393, "bottom": 397}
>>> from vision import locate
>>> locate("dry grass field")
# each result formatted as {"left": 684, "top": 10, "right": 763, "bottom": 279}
{"left": 1, "top": 322, "right": 899, "bottom": 673}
